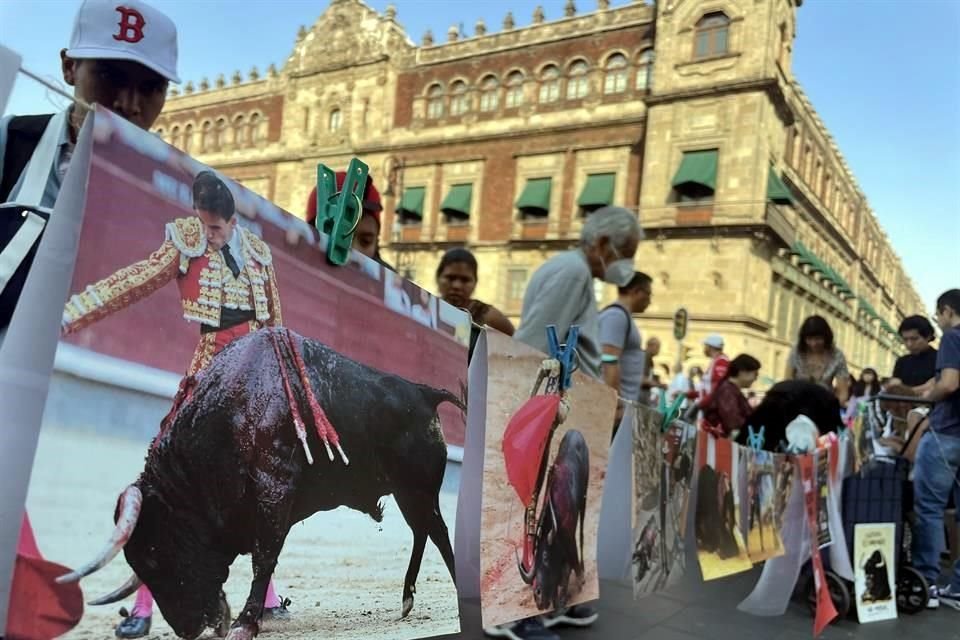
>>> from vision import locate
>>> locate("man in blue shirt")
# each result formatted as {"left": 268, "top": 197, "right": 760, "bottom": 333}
{"left": 914, "top": 288, "right": 960, "bottom": 610}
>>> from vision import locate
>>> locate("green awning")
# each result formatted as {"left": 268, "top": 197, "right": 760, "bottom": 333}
{"left": 671, "top": 149, "right": 718, "bottom": 191}
{"left": 397, "top": 186, "right": 425, "bottom": 218}
{"left": 767, "top": 166, "right": 793, "bottom": 205}
{"left": 577, "top": 173, "right": 616, "bottom": 207}
{"left": 858, "top": 297, "right": 880, "bottom": 321}
{"left": 441, "top": 184, "right": 473, "bottom": 217}
{"left": 791, "top": 241, "right": 828, "bottom": 275}
{"left": 516, "top": 177, "right": 552, "bottom": 214}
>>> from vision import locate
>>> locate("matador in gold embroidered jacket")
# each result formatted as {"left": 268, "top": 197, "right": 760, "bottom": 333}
{"left": 61, "top": 216, "right": 282, "bottom": 375}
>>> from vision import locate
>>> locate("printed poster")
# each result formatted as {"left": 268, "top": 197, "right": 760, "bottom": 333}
{"left": 800, "top": 454, "right": 838, "bottom": 635}
{"left": 18, "top": 107, "right": 468, "bottom": 640}
{"left": 694, "top": 432, "right": 753, "bottom": 581}
{"left": 854, "top": 523, "right": 897, "bottom": 623}
{"left": 744, "top": 450, "right": 785, "bottom": 563}
{"left": 632, "top": 406, "right": 696, "bottom": 598}
{"left": 479, "top": 330, "right": 616, "bottom": 628}
{"left": 816, "top": 450, "right": 832, "bottom": 548}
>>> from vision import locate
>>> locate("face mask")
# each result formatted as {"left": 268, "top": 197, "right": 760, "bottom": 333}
{"left": 601, "top": 245, "right": 634, "bottom": 287}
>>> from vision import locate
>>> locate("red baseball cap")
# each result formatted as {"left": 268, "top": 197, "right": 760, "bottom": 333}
{"left": 305, "top": 172, "right": 382, "bottom": 226}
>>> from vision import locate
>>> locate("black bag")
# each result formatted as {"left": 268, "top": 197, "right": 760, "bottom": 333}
{"left": 0, "top": 114, "right": 55, "bottom": 331}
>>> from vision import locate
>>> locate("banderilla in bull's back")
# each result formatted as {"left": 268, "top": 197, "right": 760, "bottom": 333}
{"left": 56, "top": 327, "right": 464, "bottom": 640}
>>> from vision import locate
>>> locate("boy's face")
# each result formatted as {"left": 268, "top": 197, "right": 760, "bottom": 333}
{"left": 61, "top": 53, "right": 168, "bottom": 131}
{"left": 900, "top": 329, "right": 931, "bottom": 355}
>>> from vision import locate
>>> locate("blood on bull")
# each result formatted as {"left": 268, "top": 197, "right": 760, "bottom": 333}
{"left": 518, "top": 429, "right": 590, "bottom": 611}
{"left": 56, "top": 327, "right": 462, "bottom": 640}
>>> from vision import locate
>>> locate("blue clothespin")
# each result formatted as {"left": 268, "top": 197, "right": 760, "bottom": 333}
{"left": 546, "top": 325, "right": 579, "bottom": 391}
{"left": 315, "top": 158, "right": 369, "bottom": 266}
{"left": 747, "top": 425, "right": 765, "bottom": 451}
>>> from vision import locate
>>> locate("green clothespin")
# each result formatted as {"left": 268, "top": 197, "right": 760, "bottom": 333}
{"left": 315, "top": 158, "right": 369, "bottom": 266}
{"left": 656, "top": 393, "right": 685, "bottom": 432}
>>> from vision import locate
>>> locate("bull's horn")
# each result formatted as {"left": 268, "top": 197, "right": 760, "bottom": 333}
{"left": 515, "top": 546, "right": 535, "bottom": 585}
{"left": 56, "top": 485, "right": 142, "bottom": 584}
{"left": 88, "top": 573, "right": 143, "bottom": 605}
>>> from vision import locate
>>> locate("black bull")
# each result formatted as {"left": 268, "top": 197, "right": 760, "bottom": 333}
{"left": 57, "top": 328, "right": 464, "bottom": 639}
{"left": 519, "top": 429, "right": 589, "bottom": 611}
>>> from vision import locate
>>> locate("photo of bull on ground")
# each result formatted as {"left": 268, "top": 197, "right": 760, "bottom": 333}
{"left": 631, "top": 406, "right": 697, "bottom": 599}
{"left": 23, "top": 108, "right": 468, "bottom": 640}
{"left": 479, "top": 331, "right": 616, "bottom": 628}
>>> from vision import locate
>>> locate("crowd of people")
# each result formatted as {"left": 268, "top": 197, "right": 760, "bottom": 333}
{"left": 2, "top": 1, "right": 958, "bottom": 639}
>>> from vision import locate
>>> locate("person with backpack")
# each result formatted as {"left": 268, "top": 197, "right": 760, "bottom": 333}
{"left": 599, "top": 271, "right": 653, "bottom": 436}
{"left": 0, "top": 0, "right": 179, "bottom": 347}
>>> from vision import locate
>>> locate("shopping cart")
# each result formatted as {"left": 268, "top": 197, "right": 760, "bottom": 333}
{"left": 804, "top": 393, "right": 933, "bottom": 619}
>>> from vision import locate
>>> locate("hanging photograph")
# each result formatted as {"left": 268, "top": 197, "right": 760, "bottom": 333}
{"left": 694, "top": 432, "right": 753, "bottom": 581}
{"left": 22, "top": 107, "right": 468, "bottom": 640}
{"left": 478, "top": 331, "right": 616, "bottom": 628}
{"left": 743, "top": 450, "right": 785, "bottom": 563}
{"left": 632, "top": 406, "right": 697, "bottom": 598}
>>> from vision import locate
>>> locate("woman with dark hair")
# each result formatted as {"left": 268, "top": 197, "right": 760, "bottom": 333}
{"left": 702, "top": 354, "right": 762, "bottom": 439}
{"left": 851, "top": 367, "right": 882, "bottom": 399}
{"left": 846, "top": 367, "right": 881, "bottom": 425}
{"left": 435, "top": 248, "right": 515, "bottom": 336}
{"left": 786, "top": 315, "right": 851, "bottom": 402}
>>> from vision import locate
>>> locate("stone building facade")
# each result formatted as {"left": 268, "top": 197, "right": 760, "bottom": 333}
{"left": 151, "top": 0, "right": 924, "bottom": 382}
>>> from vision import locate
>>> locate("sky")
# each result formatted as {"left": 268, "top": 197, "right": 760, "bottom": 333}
{"left": 1, "top": 0, "right": 957, "bottom": 310}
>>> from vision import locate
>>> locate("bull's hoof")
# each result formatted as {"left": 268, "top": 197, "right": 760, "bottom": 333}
{"left": 401, "top": 596, "right": 414, "bottom": 618}
{"left": 225, "top": 625, "right": 256, "bottom": 640}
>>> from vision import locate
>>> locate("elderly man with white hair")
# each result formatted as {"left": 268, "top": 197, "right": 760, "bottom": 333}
{"left": 486, "top": 206, "right": 641, "bottom": 640}
{"left": 515, "top": 205, "right": 643, "bottom": 381}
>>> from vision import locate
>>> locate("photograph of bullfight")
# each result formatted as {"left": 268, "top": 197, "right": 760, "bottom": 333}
{"left": 631, "top": 405, "right": 697, "bottom": 599}
{"left": 478, "top": 331, "right": 616, "bottom": 628}
{"left": 693, "top": 432, "right": 753, "bottom": 581}
{"left": 23, "top": 109, "right": 469, "bottom": 640}
{"left": 742, "top": 450, "right": 785, "bottom": 563}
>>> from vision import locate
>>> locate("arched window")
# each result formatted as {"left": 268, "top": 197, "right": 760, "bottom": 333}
{"left": 215, "top": 118, "right": 228, "bottom": 149}
{"left": 329, "top": 108, "right": 342, "bottom": 132}
{"left": 155, "top": 127, "right": 165, "bottom": 140}
{"left": 566, "top": 60, "right": 589, "bottom": 100}
{"left": 636, "top": 49, "right": 653, "bottom": 91}
{"left": 603, "top": 53, "right": 628, "bottom": 95}
{"left": 170, "top": 125, "right": 181, "bottom": 148}
{"left": 694, "top": 12, "right": 730, "bottom": 59}
{"left": 201, "top": 121, "right": 214, "bottom": 151}
{"left": 505, "top": 71, "right": 524, "bottom": 108}
{"left": 450, "top": 80, "right": 468, "bottom": 116}
{"left": 479, "top": 75, "right": 499, "bottom": 112}
{"left": 538, "top": 65, "right": 560, "bottom": 104}
{"left": 427, "top": 83, "right": 444, "bottom": 119}
{"left": 249, "top": 113, "right": 261, "bottom": 145}
{"left": 182, "top": 124, "right": 193, "bottom": 153}
{"left": 233, "top": 115, "right": 246, "bottom": 145}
